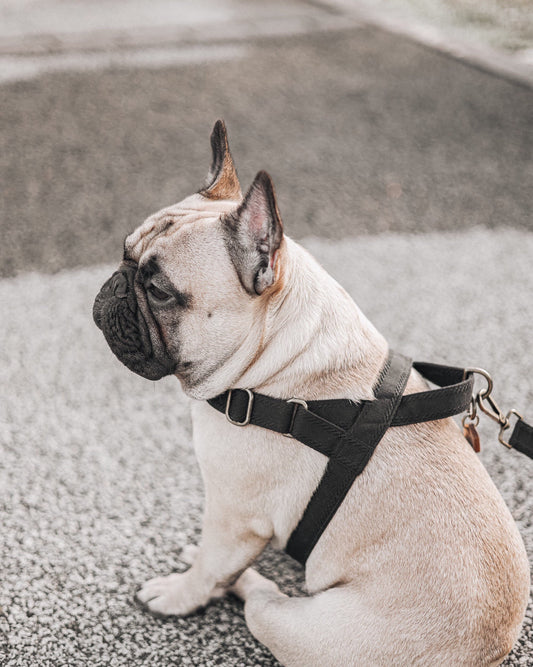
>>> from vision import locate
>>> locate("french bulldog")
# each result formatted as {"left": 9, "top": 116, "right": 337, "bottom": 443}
{"left": 93, "top": 120, "right": 530, "bottom": 666}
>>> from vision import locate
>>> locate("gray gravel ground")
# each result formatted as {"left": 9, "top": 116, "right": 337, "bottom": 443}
{"left": 1, "top": 228, "right": 532, "bottom": 665}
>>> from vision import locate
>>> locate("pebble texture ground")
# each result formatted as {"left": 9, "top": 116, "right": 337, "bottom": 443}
{"left": 1, "top": 228, "right": 531, "bottom": 665}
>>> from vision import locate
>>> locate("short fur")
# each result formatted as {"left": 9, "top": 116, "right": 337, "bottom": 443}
{"left": 95, "top": 121, "right": 530, "bottom": 666}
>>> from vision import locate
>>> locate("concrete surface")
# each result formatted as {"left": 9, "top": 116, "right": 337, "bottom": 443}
{"left": 0, "top": 0, "right": 351, "bottom": 50}
{"left": 1, "top": 0, "right": 531, "bottom": 86}
{"left": 323, "top": 0, "right": 533, "bottom": 86}
{"left": 1, "top": 229, "right": 532, "bottom": 665}
{"left": 333, "top": 0, "right": 533, "bottom": 53}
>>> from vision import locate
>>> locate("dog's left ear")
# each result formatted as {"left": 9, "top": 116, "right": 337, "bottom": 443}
{"left": 224, "top": 170, "right": 283, "bottom": 296}
{"left": 200, "top": 119, "right": 242, "bottom": 201}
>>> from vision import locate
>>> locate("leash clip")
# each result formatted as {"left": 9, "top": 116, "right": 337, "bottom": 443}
{"left": 464, "top": 367, "right": 522, "bottom": 450}
{"left": 464, "top": 367, "right": 506, "bottom": 423}
{"left": 478, "top": 391, "right": 507, "bottom": 428}
{"left": 498, "top": 409, "right": 523, "bottom": 449}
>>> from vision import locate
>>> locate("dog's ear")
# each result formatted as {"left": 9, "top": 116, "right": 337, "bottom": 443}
{"left": 200, "top": 120, "right": 242, "bottom": 201}
{"left": 224, "top": 170, "right": 284, "bottom": 296}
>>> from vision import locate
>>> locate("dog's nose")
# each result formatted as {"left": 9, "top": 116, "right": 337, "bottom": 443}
{"left": 93, "top": 270, "right": 130, "bottom": 330}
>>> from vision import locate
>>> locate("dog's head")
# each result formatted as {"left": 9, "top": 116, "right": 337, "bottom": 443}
{"left": 93, "top": 121, "right": 284, "bottom": 397}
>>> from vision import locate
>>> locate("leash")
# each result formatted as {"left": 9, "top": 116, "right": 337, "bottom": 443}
{"left": 207, "top": 351, "right": 533, "bottom": 565}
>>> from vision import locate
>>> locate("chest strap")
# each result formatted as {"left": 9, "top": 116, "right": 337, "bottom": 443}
{"left": 286, "top": 350, "right": 411, "bottom": 563}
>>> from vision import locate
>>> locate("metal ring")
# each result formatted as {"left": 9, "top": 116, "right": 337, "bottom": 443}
{"left": 462, "top": 413, "right": 479, "bottom": 428}
{"left": 225, "top": 389, "right": 254, "bottom": 426}
{"left": 284, "top": 398, "right": 308, "bottom": 438}
{"left": 463, "top": 367, "right": 494, "bottom": 397}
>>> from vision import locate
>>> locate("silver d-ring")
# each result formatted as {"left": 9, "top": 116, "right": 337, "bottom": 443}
{"left": 463, "top": 367, "right": 494, "bottom": 397}
{"left": 284, "top": 398, "right": 308, "bottom": 438}
{"left": 225, "top": 389, "right": 254, "bottom": 426}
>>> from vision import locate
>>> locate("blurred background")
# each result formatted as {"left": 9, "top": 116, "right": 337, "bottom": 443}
{"left": 1, "top": 1, "right": 532, "bottom": 665}
{"left": 1, "top": 0, "right": 532, "bottom": 275}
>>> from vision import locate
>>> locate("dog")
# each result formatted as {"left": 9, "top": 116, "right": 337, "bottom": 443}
{"left": 93, "top": 120, "right": 530, "bottom": 666}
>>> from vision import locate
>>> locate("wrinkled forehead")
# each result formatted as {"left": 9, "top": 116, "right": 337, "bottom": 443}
{"left": 124, "top": 193, "right": 238, "bottom": 263}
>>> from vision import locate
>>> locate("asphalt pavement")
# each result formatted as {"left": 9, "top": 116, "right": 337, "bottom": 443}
{"left": 1, "top": 1, "right": 532, "bottom": 665}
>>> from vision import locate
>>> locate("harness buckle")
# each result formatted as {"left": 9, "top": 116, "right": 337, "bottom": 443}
{"left": 225, "top": 389, "right": 254, "bottom": 426}
{"left": 284, "top": 398, "right": 308, "bottom": 438}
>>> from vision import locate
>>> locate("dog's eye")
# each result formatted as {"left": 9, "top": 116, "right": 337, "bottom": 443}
{"left": 147, "top": 283, "right": 173, "bottom": 304}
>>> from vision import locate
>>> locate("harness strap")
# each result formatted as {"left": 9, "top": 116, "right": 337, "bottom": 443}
{"left": 285, "top": 350, "right": 411, "bottom": 564}
{"left": 398, "top": 362, "right": 474, "bottom": 425}
{"left": 207, "top": 359, "right": 476, "bottom": 460}
{"left": 510, "top": 418, "right": 533, "bottom": 459}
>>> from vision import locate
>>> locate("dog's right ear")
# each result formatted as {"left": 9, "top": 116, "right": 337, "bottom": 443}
{"left": 200, "top": 120, "right": 242, "bottom": 201}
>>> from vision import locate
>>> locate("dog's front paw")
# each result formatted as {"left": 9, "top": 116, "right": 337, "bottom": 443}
{"left": 136, "top": 566, "right": 227, "bottom": 617}
{"left": 136, "top": 571, "right": 205, "bottom": 617}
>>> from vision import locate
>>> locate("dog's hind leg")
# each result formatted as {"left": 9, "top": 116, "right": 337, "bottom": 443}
{"left": 231, "top": 568, "right": 510, "bottom": 667}
{"left": 230, "top": 567, "right": 384, "bottom": 667}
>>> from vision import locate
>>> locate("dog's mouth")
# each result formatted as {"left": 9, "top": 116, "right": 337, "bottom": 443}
{"left": 93, "top": 262, "right": 176, "bottom": 381}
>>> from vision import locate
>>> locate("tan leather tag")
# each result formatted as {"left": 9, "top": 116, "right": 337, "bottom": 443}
{"left": 463, "top": 423, "right": 481, "bottom": 452}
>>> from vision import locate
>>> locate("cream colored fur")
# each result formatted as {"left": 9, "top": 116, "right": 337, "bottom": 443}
{"left": 133, "top": 126, "right": 530, "bottom": 666}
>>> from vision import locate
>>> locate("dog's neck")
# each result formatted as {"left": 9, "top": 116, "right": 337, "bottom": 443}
{"left": 185, "top": 236, "right": 388, "bottom": 403}
{"left": 240, "top": 237, "right": 389, "bottom": 402}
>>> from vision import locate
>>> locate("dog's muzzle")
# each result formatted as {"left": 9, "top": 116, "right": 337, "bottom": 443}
{"left": 93, "top": 262, "right": 175, "bottom": 381}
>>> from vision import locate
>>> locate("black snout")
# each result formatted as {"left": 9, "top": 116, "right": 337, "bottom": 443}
{"left": 93, "top": 262, "right": 175, "bottom": 381}
{"left": 94, "top": 267, "right": 133, "bottom": 324}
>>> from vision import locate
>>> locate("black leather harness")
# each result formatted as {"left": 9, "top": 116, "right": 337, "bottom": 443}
{"left": 207, "top": 351, "right": 533, "bottom": 565}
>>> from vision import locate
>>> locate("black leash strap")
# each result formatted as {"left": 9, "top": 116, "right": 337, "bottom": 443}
{"left": 510, "top": 418, "right": 533, "bottom": 459}
{"left": 397, "top": 362, "right": 474, "bottom": 426}
{"left": 285, "top": 350, "right": 411, "bottom": 564}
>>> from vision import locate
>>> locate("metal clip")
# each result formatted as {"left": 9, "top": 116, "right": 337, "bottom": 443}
{"left": 498, "top": 409, "right": 523, "bottom": 449}
{"left": 464, "top": 367, "right": 507, "bottom": 424}
{"left": 464, "top": 367, "right": 522, "bottom": 450}
{"left": 478, "top": 390, "right": 509, "bottom": 426}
